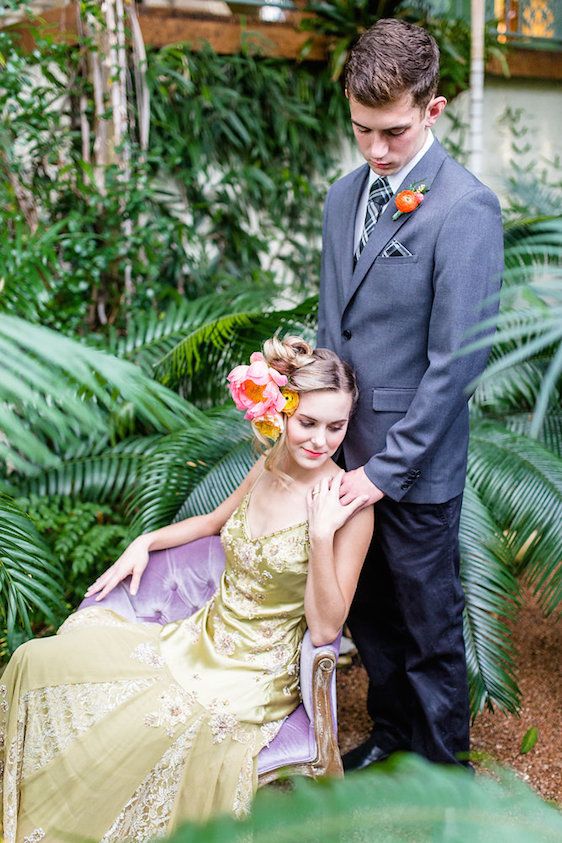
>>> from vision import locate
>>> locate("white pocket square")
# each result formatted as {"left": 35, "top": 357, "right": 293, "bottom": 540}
{"left": 381, "top": 239, "right": 414, "bottom": 258}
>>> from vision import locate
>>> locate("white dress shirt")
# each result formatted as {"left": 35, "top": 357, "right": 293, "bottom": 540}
{"left": 353, "top": 130, "right": 434, "bottom": 254}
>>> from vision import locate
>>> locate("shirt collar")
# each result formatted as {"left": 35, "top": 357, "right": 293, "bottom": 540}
{"left": 367, "top": 130, "right": 434, "bottom": 195}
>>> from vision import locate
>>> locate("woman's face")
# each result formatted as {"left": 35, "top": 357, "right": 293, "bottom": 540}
{"left": 284, "top": 389, "right": 353, "bottom": 471}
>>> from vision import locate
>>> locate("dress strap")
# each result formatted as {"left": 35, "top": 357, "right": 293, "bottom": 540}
{"left": 247, "top": 469, "right": 266, "bottom": 498}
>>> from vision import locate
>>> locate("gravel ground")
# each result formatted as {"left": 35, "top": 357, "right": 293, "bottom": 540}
{"left": 336, "top": 590, "right": 562, "bottom": 804}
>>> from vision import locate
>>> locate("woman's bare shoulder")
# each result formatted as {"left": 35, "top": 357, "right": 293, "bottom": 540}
{"left": 337, "top": 503, "right": 374, "bottom": 541}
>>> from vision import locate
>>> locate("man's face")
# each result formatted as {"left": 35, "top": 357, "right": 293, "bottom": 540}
{"left": 349, "top": 91, "right": 446, "bottom": 177}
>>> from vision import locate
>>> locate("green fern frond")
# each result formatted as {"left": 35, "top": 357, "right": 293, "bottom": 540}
{"left": 125, "top": 408, "right": 253, "bottom": 532}
{"left": 69, "top": 524, "right": 129, "bottom": 576}
{"left": 503, "top": 411, "right": 562, "bottom": 457}
{"left": 175, "top": 439, "right": 256, "bottom": 520}
{"left": 155, "top": 297, "right": 318, "bottom": 400}
{"left": 0, "top": 316, "right": 202, "bottom": 474}
{"left": 460, "top": 480, "right": 520, "bottom": 716}
{"left": 107, "top": 291, "right": 274, "bottom": 375}
{"left": 0, "top": 494, "right": 66, "bottom": 651}
{"left": 468, "top": 421, "right": 562, "bottom": 614}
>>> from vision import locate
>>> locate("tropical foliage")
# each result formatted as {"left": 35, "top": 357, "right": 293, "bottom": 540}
{"left": 164, "top": 754, "right": 562, "bottom": 842}
{"left": 0, "top": 27, "right": 348, "bottom": 334}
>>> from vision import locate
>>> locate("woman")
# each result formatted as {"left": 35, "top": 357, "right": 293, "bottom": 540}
{"left": 0, "top": 336, "right": 373, "bottom": 842}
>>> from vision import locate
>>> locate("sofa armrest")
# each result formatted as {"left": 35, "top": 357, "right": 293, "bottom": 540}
{"left": 299, "top": 629, "right": 342, "bottom": 777}
{"left": 300, "top": 630, "right": 341, "bottom": 730}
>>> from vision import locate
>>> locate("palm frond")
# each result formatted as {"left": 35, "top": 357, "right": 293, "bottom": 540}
{"left": 155, "top": 297, "right": 318, "bottom": 402}
{"left": 464, "top": 273, "right": 562, "bottom": 434}
{"left": 156, "top": 310, "right": 270, "bottom": 385}
{"left": 0, "top": 218, "right": 64, "bottom": 320}
{"left": 503, "top": 214, "right": 562, "bottom": 275}
{"left": 19, "top": 436, "right": 162, "bottom": 502}
{"left": 175, "top": 438, "right": 256, "bottom": 520}
{"left": 107, "top": 290, "right": 275, "bottom": 375}
{"left": 468, "top": 420, "right": 562, "bottom": 614}
{"left": 460, "top": 480, "right": 520, "bottom": 716}
{"left": 503, "top": 411, "right": 562, "bottom": 457}
{"left": 0, "top": 494, "right": 66, "bottom": 652}
{"left": 471, "top": 356, "right": 545, "bottom": 414}
{"left": 531, "top": 340, "right": 562, "bottom": 438}
{"left": 125, "top": 408, "right": 253, "bottom": 532}
{"left": 0, "top": 316, "right": 203, "bottom": 474}
{"left": 504, "top": 175, "right": 562, "bottom": 220}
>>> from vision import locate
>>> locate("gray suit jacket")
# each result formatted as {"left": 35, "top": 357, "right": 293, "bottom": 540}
{"left": 318, "top": 139, "right": 503, "bottom": 503}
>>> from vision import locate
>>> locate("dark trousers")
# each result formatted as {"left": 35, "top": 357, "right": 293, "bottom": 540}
{"left": 347, "top": 493, "right": 470, "bottom": 765}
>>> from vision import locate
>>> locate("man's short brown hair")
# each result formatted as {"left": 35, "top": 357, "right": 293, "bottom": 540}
{"left": 344, "top": 18, "right": 440, "bottom": 110}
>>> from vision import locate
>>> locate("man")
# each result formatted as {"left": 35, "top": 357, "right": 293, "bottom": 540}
{"left": 317, "top": 18, "right": 503, "bottom": 768}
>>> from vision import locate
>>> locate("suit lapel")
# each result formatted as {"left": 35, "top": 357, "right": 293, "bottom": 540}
{"left": 341, "top": 164, "right": 370, "bottom": 300}
{"left": 342, "top": 139, "right": 449, "bottom": 314}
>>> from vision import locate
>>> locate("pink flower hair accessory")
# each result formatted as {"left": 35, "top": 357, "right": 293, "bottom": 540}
{"left": 227, "top": 351, "right": 288, "bottom": 421}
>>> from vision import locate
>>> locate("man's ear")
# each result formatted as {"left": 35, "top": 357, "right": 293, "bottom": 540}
{"left": 425, "top": 96, "right": 447, "bottom": 127}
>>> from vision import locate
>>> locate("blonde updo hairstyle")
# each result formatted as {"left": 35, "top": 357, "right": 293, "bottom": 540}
{"left": 256, "top": 335, "right": 358, "bottom": 478}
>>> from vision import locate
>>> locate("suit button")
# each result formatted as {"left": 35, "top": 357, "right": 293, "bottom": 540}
{"left": 342, "top": 329, "right": 352, "bottom": 340}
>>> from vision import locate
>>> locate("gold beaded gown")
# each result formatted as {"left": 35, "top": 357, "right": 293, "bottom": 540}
{"left": 0, "top": 493, "right": 309, "bottom": 842}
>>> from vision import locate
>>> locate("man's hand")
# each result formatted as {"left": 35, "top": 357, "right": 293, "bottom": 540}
{"left": 340, "top": 466, "right": 385, "bottom": 507}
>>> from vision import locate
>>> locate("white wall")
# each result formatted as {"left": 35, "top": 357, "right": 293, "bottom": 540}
{"left": 436, "top": 77, "right": 562, "bottom": 197}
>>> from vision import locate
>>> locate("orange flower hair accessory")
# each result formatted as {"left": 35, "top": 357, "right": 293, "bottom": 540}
{"left": 253, "top": 414, "right": 284, "bottom": 442}
{"left": 392, "top": 181, "right": 429, "bottom": 220}
{"left": 281, "top": 387, "right": 299, "bottom": 417}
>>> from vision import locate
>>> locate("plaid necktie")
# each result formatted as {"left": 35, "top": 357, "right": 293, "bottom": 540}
{"left": 355, "top": 176, "right": 393, "bottom": 262}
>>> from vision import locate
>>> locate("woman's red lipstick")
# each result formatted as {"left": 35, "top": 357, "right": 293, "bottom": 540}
{"left": 303, "top": 448, "right": 325, "bottom": 458}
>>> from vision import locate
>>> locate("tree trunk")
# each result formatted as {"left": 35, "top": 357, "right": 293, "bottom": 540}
{"left": 77, "top": 0, "right": 151, "bottom": 323}
{"left": 469, "top": 0, "right": 485, "bottom": 178}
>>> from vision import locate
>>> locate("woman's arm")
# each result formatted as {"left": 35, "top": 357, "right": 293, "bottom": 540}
{"left": 304, "top": 472, "right": 373, "bottom": 646}
{"left": 86, "top": 455, "right": 265, "bottom": 600}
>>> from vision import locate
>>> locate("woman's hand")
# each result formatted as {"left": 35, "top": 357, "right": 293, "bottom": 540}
{"left": 84, "top": 535, "right": 151, "bottom": 601}
{"left": 306, "top": 471, "right": 368, "bottom": 541}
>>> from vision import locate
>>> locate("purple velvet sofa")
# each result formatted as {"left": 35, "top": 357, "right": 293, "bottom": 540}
{"left": 79, "top": 535, "right": 343, "bottom": 784}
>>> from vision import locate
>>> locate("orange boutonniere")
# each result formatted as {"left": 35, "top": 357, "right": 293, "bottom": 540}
{"left": 392, "top": 182, "right": 430, "bottom": 221}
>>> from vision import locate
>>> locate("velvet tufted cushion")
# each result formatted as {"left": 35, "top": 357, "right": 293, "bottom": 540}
{"left": 80, "top": 536, "right": 226, "bottom": 623}
{"left": 78, "top": 535, "right": 339, "bottom": 776}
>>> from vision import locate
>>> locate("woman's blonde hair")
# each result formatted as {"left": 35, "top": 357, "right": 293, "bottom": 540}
{"left": 254, "top": 335, "right": 358, "bottom": 478}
